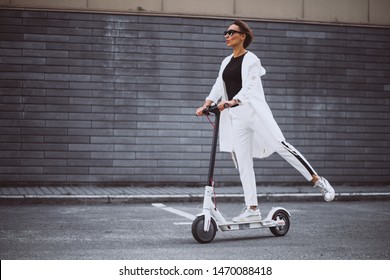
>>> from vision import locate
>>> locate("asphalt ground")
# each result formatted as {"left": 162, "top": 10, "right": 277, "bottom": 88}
{"left": 1, "top": 200, "right": 389, "bottom": 260}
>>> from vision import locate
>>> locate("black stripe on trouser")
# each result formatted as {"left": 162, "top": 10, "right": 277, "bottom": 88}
{"left": 281, "top": 141, "right": 316, "bottom": 176}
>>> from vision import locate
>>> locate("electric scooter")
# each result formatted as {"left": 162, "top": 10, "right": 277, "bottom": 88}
{"left": 192, "top": 103, "right": 291, "bottom": 243}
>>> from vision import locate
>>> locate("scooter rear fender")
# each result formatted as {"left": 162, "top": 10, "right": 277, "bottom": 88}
{"left": 264, "top": 207, "right": 291, "bottom": 221}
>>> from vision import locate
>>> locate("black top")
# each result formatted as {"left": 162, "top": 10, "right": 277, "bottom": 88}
{"left": 222, "top": 52, "right": 247, "bottom": 101}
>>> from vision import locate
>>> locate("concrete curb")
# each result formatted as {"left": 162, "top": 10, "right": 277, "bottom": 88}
{"left": 1, "top": 192, "right": 389, "bottom": 204}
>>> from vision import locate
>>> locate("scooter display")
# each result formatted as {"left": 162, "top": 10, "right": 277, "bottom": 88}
{"left": 192, "top": 103, "right": 291, "bottom": 243}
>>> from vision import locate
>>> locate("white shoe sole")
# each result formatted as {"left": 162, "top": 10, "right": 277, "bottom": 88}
{"left": 324, "top": 192, "right": 335, "bottom": 202}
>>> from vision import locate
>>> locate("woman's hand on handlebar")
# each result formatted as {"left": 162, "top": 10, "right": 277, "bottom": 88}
{"left": 196, "top": 106, "right": 207, "bottom": 116}
{"left": 196, "top": 100, "right": 213, "bottom": 116}
{"left": 217, "top": 99, "right": 239, "bottom": 112}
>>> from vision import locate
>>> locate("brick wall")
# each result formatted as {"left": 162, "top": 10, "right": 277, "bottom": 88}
{"left": 0, "top": 9, "right": 389, "bottom": 186}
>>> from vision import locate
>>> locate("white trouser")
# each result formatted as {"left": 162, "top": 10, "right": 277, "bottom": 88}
{"left": 229, "top": 104, "right": 316, "bottom": 206}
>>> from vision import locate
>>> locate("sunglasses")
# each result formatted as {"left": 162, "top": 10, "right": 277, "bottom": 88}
{"left": 223, "top": 30, "right": 244, "bottom": 37}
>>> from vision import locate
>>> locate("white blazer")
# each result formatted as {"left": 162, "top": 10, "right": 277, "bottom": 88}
{"left": 206, "top": 51, "right": 285, "bottom": 158}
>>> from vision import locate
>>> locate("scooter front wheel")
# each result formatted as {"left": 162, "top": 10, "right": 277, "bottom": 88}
{"left": 192, "top": 215, "right": 217, "bottom": 243}
{"left": 269, "top": 210, "right": 290, "bottom": 237}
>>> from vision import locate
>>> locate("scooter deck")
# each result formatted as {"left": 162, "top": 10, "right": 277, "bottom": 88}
{"left": 218, "top": 219, "right": 283, "bottom": 231}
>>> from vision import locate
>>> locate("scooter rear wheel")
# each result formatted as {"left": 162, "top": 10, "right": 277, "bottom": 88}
{"left": 269, "top": 210, "right": 290, "bottom": 236}
{"left": 192, "top": 215, "right": 217, "bottom": 243}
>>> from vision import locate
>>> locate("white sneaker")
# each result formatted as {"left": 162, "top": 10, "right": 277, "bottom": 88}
{"left": 314, "top": 177, "right": 335, "bottom": 202}
{"left": 233, "top": 206, "right": 262, "bottom": 223}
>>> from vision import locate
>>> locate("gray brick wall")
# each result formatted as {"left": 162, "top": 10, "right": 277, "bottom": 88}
{"left": 1, "top": 9, "right": 389, "bottom": 187}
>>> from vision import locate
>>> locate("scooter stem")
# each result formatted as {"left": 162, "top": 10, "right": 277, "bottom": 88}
{"left": 207, "top": 111, "right": 220, "bottom": 186}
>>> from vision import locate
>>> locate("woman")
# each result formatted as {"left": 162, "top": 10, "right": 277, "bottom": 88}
{"left": 196, "top": 20, "right": 335, "bottom": 223}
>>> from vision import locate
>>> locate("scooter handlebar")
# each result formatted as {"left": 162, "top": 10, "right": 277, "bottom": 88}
{"left": 201, "top": 103, "right": 230, "bottom": 115}
{"left": 202, "top": 104, "right": 219, "bottom": 115}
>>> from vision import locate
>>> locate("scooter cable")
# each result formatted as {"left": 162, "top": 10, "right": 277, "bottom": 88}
{"left": 206, "top": 114, "right": 216, "bottom": 129}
